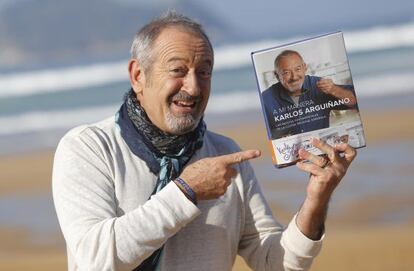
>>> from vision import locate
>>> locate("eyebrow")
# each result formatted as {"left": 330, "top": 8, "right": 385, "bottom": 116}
{"left": 201, "top": 59, "right": 213, "bottom": 67}
{"left": 167, "top": 57, "right": 213, "bottom": 67}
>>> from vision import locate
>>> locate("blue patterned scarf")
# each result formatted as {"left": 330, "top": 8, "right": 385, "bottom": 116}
{"left": 116, "top": 89, "right": 205, "bottom": 270}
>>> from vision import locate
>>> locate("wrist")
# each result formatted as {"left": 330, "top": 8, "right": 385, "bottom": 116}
{"left": 329, "top": 85, "right": 339, "bottom": 95}
{"left": 303, "top": 195, "right": 330, "bottom": 214}
{"left": 173, "top": 177, "right": 197, "bottom": 205}
{"left": 297, "top": 199, "right": 328, "bottom": 240}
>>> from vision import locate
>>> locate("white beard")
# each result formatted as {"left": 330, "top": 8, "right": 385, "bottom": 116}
{"left": 164, "top": 111, "right": 201, "bottom": 135}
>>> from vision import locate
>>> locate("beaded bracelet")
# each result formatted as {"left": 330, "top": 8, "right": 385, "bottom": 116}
{"left": 173, "top": 177, "right": 197, "bottom": 205}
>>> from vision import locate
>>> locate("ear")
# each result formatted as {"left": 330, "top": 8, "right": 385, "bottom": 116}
{"left": 128, "top": 59, "right": 146, "bottom": 98}
{"left": 274, "top": 71, "right": 280, "bottom": 81}
{"left": 303, "top": 62, "right": 308, "bottom": 73}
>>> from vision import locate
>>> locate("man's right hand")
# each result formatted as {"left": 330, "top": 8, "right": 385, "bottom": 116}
{"left": 179, "top": 150, "right": 261, "bottom": 200}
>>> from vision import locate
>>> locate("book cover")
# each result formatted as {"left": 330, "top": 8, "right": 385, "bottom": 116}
{"left": 251, "top": 31, "right": 366, "bottom": 168}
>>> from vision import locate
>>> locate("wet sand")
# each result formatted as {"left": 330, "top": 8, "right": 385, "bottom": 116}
{"left": 0, "top": 108, "right": 413, "bottom": 270}
{"left": 233, "top": 223, "right": 414, "bottom": 271}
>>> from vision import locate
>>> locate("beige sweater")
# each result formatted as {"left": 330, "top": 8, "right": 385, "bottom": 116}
{"left": 52, "top": 116, "right": 322, "bottom": 271}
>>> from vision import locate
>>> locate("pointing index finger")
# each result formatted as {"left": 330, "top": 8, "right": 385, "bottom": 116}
{"left": 219, "top": 150, "right": 261, "bottom": 165}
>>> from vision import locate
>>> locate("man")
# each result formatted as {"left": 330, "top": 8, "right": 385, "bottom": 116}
{"left": 262, "top": 50, "right": 357, "bottom": 139}
{"left": 53, "top": 12, "right": 356, "bottom": 271}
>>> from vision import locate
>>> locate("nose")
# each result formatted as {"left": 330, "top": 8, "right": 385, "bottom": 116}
{"left": 183, "top": 71, "right": 201, "bottom": 96}
{"left": 292, "top": 71, "right": 300, "bottom": 81}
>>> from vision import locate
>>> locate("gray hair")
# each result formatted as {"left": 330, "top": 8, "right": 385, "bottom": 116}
{"left": 130, "top": 11, "right": 213, "bottom": 74}
{"left": 274, "top": 50, "right": 304, "bottom": 71}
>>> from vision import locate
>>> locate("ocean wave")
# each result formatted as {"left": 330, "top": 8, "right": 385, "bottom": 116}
{"left": 215, "top": 21, "right": 414, "bottom": 69}
{"left": 0, "top": 105, "right": 117, "bottom": 136}
{"left": 353, "top": 71, "right": 414, "bottom": 97}
{"left": 0, "top": 62, "right": 127, "bottom": 98}
{"left": 344, "top": 23, "right": 414, "bottom": 52}
{"left": 0, "top": 21, "right": 414, "bottom": 98}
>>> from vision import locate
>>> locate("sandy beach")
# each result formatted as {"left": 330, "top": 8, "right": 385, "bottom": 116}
{"left": 1, "top": 108, "right": 413, "bottom": 270}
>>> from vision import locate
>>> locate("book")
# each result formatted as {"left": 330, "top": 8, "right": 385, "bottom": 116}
{"left": 251, "top": 31, "right": 366, "bottom": 168}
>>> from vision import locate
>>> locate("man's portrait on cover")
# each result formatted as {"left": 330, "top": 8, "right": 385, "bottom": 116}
{"left": 260, "top": 49, "right": 357, "bottom": 139}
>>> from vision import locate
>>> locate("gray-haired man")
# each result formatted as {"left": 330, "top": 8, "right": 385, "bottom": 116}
{"left": 53, "top": 12, "right": 356, "bottom": 271}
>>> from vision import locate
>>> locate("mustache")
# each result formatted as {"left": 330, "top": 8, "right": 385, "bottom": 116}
{"left": 170, "top": 91, "right": 202, "bottom": 103}
{"left": 288, "top": 77, "right": 302, "bottom": 84}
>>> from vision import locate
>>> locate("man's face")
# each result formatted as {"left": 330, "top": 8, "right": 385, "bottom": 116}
{"left": 132, "top": 27, "right": 213, "bottom": 135}
{"left": 275, "top": 54, "right": 307, "bottom": 94}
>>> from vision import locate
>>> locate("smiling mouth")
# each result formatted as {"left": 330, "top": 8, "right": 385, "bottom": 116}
{"left": 172, "top": 100, "right": 197, "bottom": 108}
{"left": 289, "top": 79, "right": 301, "bottom": 85}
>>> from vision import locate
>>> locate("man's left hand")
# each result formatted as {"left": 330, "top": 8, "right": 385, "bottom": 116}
{"left": 294, "top": 138, "right": 357, "bottom": 239}
{"left": 297, "top": 138, "right": 356, "bottom": 204}
{"left": 316, "top": 78, "right": 335, "bottom": 94}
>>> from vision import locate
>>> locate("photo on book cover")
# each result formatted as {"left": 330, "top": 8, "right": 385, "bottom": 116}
{"left": 251, "top": 31, "right": 366, "bottom": 168}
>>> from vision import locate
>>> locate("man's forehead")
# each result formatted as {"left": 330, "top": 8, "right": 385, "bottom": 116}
{"left": 154, "top": 27, "right": 213, "bottom": 63}
{"left": 277, "top": 54, "right": 303, "bottom": 69}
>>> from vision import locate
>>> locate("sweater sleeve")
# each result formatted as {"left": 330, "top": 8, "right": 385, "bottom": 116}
{"left": 237, "top": 161, "right": 323, "bottom": 271}
{"left": 52, "top": 128, "right": 201, "bottom": 271}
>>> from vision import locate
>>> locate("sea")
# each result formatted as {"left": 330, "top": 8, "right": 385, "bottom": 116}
{"left": 1, "top": 22, "right": 414, "bottom": 240}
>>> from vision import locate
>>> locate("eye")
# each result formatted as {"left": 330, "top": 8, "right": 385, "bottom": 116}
{"left": 169, "top": 67, "right": 187, "bottom": 77}
{"left": 197, "top": 68, "right": 212, "bottom": 79}
{"left": 282, "top": 71, "right": 291, "bottom": 77}
{"left": 295, "top": 66, "right": 303, "bottom": 72}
